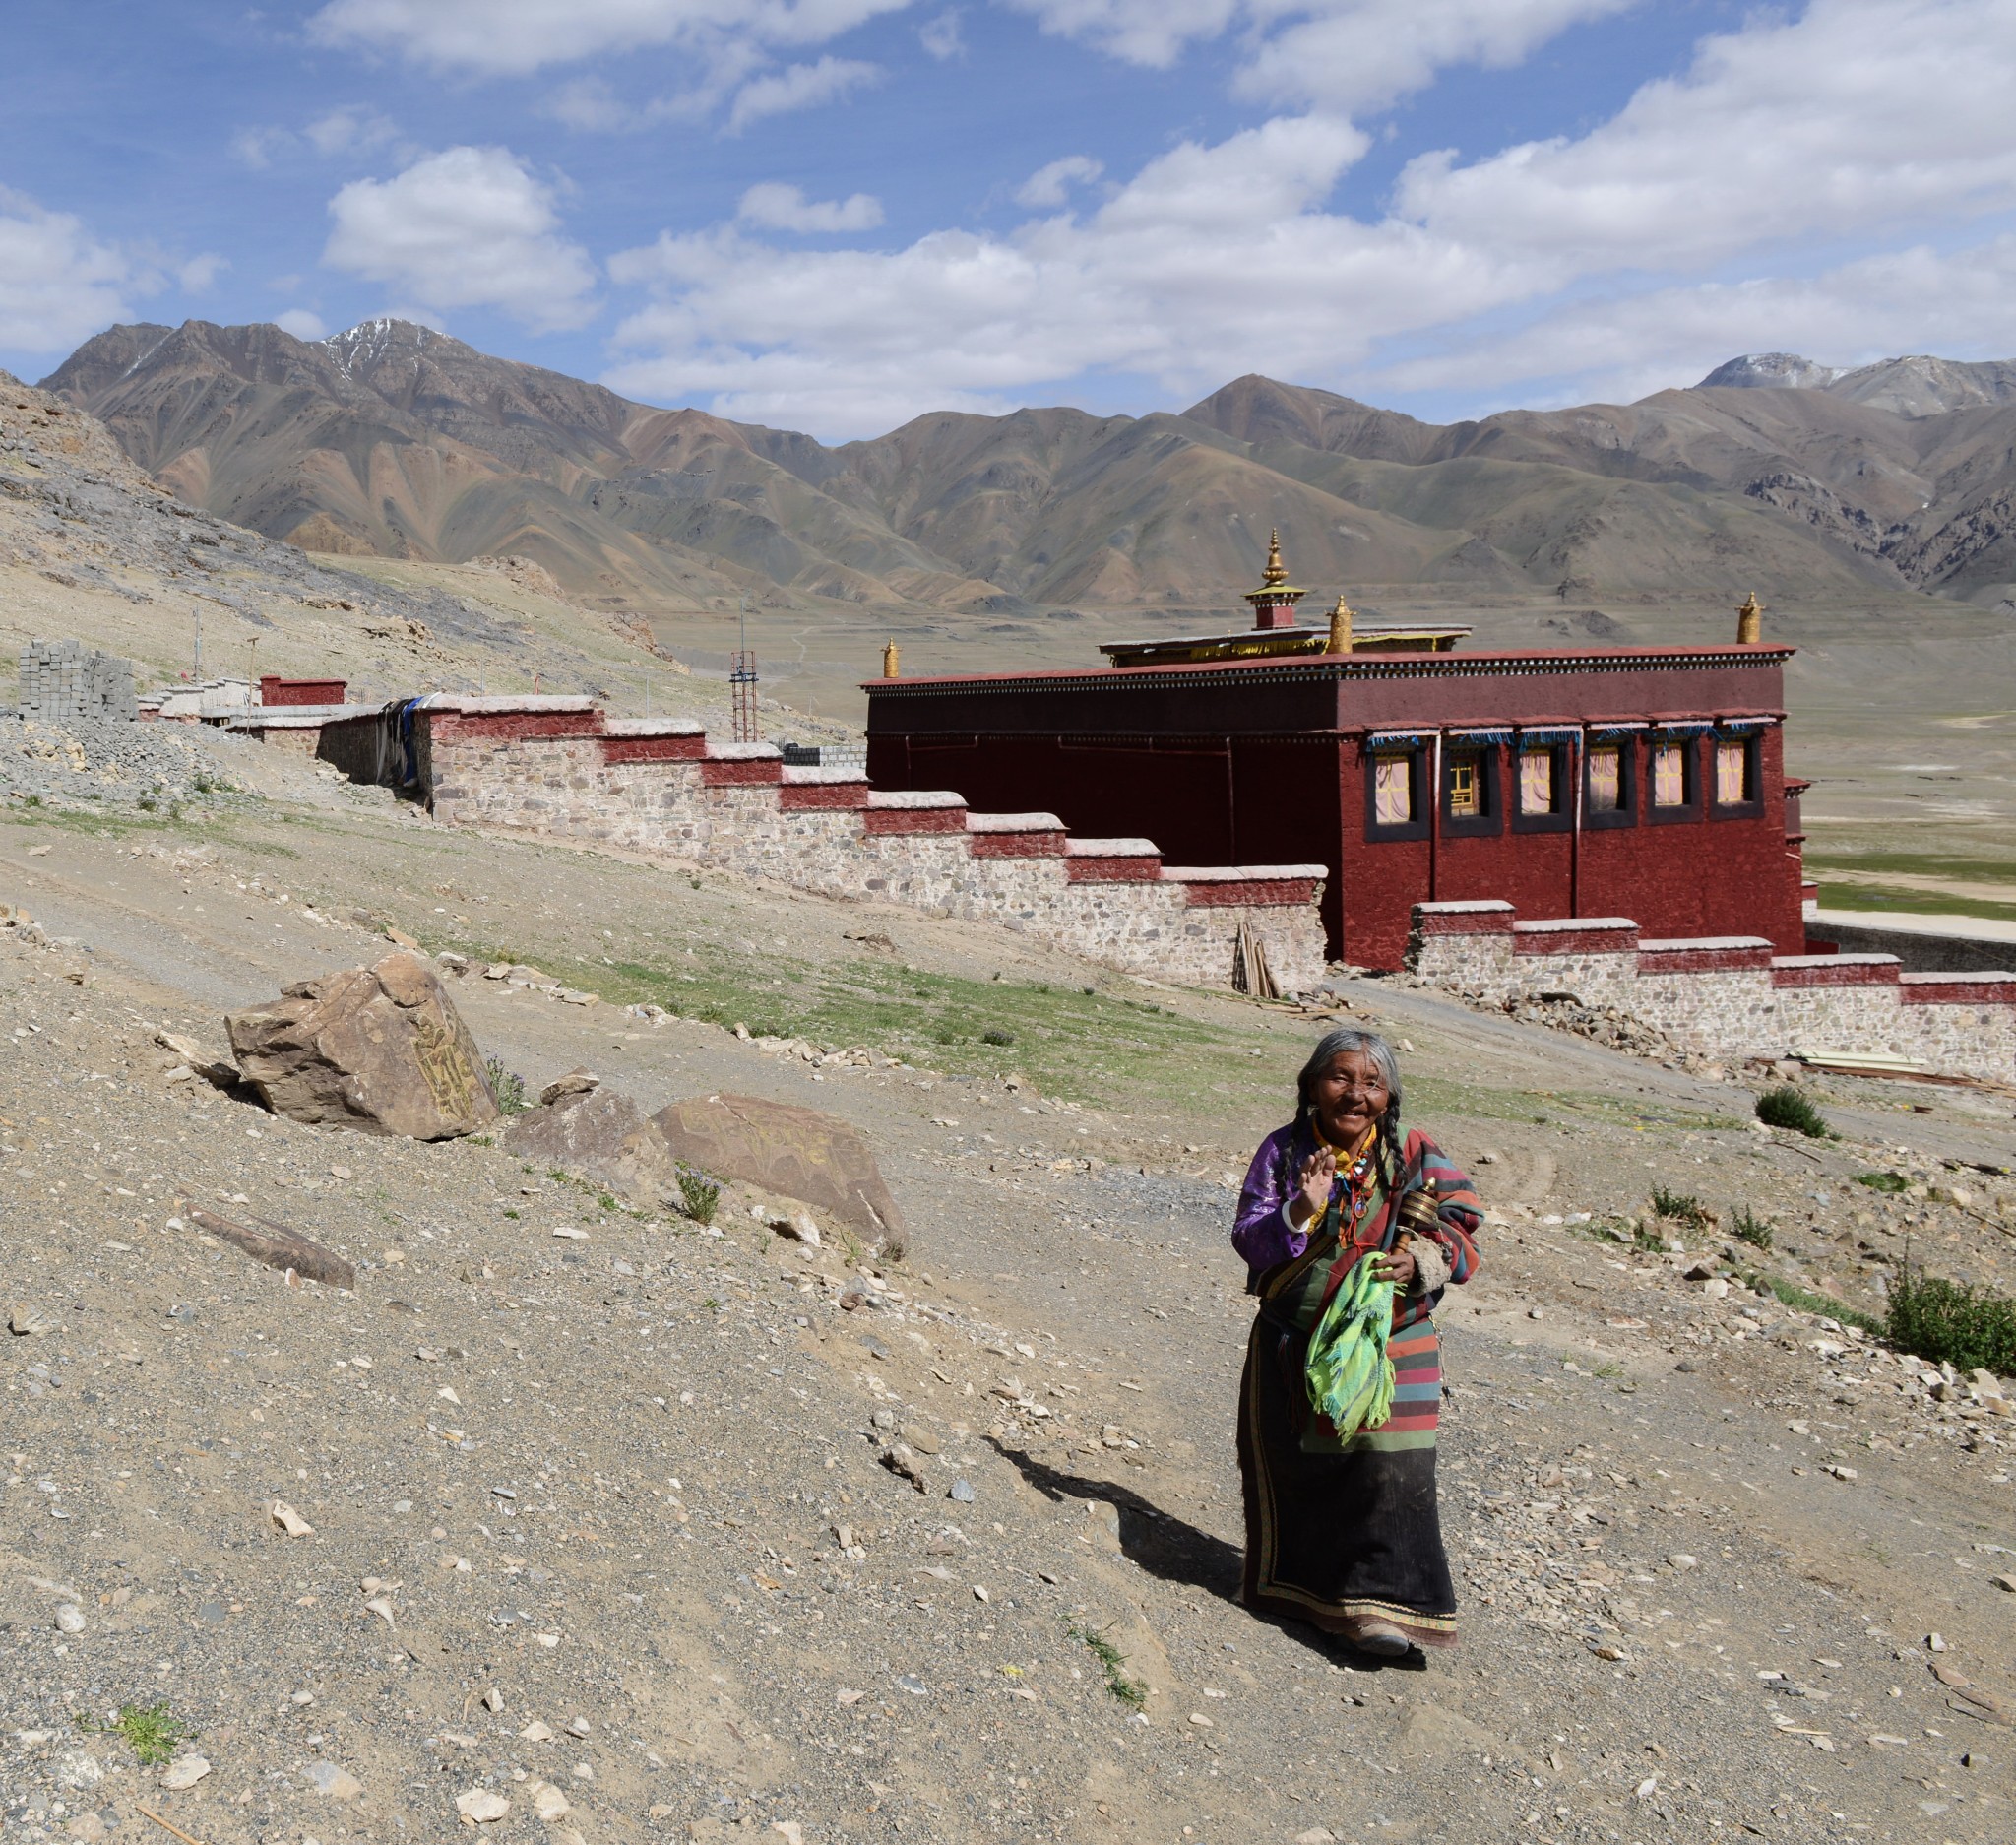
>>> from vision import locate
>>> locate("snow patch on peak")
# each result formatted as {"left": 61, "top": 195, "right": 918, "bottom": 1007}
{"left": 1695, "top": 352, "right": 1843, "bottom": 392}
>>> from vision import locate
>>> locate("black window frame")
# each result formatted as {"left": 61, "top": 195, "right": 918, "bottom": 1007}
{"left": 1646, "top": 733, "right": 1704, "bottom": 825}
{"left": 1582, "top": 734, "right": 1638, "bottom": 832}
{"left": 1509, "top": 739, "right": 1574, "bottom": 835}
{"left": 1440, "top": 741, "right": 1503, "bottom": 839}
{"left": 1362, "top": 741, "right": 1430, "bottom": 843}
{"left": 1708, "top": 731, "right": 1765, "bottom": 820}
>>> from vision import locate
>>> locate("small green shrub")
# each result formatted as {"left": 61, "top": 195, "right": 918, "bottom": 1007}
{"left": 1855, "top": 1171, "right": 1909, "bottom": 1193}
{"left": 1650, "top": 1185, "right": 1712, "bottom": 1229}
{"left": 980, "top": 1028, "right": 1015, "bottom": 1046}
{"left": 1068, "top": 1620, "right": 1147, "bottom": 1709}
{"left": 484, "top": 1056, "right": 529, "bottom": 1114}
{"left": 1631, "top": 1221, "right": 1668, "bottom": 1254}
{"left": 676, "top": 1163, "right": 721, "bottom": 1227}
{"left": 1756, "top": 1085, "right": 1830, "bottom": 1138}
{"left": 1886, "top": 1267, "right": 2016, "bottom": 1374}
{"left": 1729, "top": 1205, "right": 1775, "bottom": 1252}
{"left": 76, "top": 1700, "right": 191, "bottom": 1766}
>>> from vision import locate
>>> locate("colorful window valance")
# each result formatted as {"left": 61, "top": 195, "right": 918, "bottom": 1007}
{"left": 1365, "top": 730, "right": 1432, "bottom": 749}
{"left": 1519, "top": 726, "right": 1581, "bottom": 745}
{"left": 1447, "top": 727, "right": 1513, "bottom": 745}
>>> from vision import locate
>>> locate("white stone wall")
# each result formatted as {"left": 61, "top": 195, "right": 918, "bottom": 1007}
{"left": 1408, "top": 900, "right": 2013, "bottom": 1083}
{"left": 421, "top": 723, "right": 1329, "bottom": 993}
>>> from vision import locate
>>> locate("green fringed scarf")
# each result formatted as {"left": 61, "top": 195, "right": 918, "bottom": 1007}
{"left": 1304, "top": 1247, "right": 1397, "bottom": 1437}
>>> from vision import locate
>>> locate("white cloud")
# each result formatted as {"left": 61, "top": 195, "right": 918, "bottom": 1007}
{"left": 1396, "top": 0, "right": 2016, "bottom": 273}
{"left": 1016, "top": 155, "right": 1102, "bottom": 210}
{"left": 232, "top": 106, "right": 403, "bottom": 167}
{"left": 1367, "top": 237, "right": 2016, "bottom": 411}
{"left": 1234, "top": 1, "right": 1638, "bottom": 111}
{"left": 1007, "top": 0, "right": 1633, "bottom": 97}
{"left": 304, "top": 106, "right": 401, "bottom": 158}
{"left": 1005, "top": 0, "right": 1237, "bottom": 69}
{"left": 232, "top": 126, "right": 290, "bottom": 169}
{"left": 323, "top": 147, "right": 599, "bottom": 332}
{"left": 739, "top": 182, "right": 884, "bottom": 231}
{"left": 308, "top": 0, "right": 913, "bottom": 78}
{"left": 0, "top": 187, "right": 152, "bottom": 355}
{"left": 598, "top": 0, "right": 2016, "bottom": 435}
{"left": 177, "top": 254, "right": 229, "bottom": 292}
{"left": 919, "top": 8, "right": 965, "bottom": 57}
{"left": 276, "top": 308, "right": 331, "bottom": 341}
{"left": 726, "top": 55, "right": 882, "bottom": 131}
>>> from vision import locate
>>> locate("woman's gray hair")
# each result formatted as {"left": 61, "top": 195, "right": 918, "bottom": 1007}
{"left": 1295, "top": 1028, "right": 1405, "bottom": 1178}
{"left": 1296, "top": 1027, "right": 1402, "bottom": 1116}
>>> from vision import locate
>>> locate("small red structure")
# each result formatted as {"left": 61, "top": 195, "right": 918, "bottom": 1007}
{"left": 261, "top": 674, "right": 347, "bottom": 707}
{"left": 865, "top": 536, "right": 1804, "bottom": 970}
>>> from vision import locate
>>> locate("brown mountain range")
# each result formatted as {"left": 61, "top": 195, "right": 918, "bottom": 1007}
{"left": 42, "top": 320, "right": 2016, "bottom": 615}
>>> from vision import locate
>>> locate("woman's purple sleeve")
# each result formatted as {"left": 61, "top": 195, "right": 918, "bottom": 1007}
{"left": 1231, "top": 1126, "right": 1301, "bottom": 1273}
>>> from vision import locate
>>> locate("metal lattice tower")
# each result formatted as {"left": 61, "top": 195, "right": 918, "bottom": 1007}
{"left": 729, "top": 648, "right": 759, "bottom": 742}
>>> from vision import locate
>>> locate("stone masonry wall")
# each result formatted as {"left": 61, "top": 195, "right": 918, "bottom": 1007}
{"left": 1410, "top": 900, "right": 2014, "bottom": 1084}
{"left": 352, "top": 701, "right": 1330, "bottom": 994}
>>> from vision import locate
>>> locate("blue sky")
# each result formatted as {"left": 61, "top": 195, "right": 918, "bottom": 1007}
{"left": 5, "top": 1, "right": 2015, "bottom": 439}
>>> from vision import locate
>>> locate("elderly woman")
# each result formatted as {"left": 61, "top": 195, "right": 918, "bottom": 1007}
{"left": 1232, "top": 1028, "right": 1480, "bottom": 1656}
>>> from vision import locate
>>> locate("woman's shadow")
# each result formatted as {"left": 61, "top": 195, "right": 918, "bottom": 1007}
{"left": 985, "top": 1438, "right": 1423, "bottom": 1671}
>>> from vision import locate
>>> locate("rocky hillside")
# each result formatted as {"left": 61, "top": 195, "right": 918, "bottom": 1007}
{"left": 45, "top": 322, "right": 2016, "bottom": 617}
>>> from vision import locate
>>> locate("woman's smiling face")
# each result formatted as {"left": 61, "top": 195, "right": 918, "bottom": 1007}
{"left": 1309, "top": 1048, "right": 1391, "bottom": 1146}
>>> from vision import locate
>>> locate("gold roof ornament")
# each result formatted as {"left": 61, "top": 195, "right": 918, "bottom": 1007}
{"left": 1325, "top": 595, "right": 1354, "bottom": 655}
{"left": 1735, "top": 591, "right": 1763, "bottom": 645}
{"left": 1242, "top": 526, "right": 1305, "bottom": 623}
{"left": 881, "top": 638, "right": 901, "bottom": 679}
{"left": 1259, "top": 527, "right": 1288, "bottom": 588}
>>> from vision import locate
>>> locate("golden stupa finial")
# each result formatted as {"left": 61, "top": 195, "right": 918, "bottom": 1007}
{"left": 1325, "top": 593, "right": 1354, "bottom": 655}
{"left": 1260, "top": 527, "right": 1288, "bottom": 588}
{"left": 1735, "top": 591, "right": 1763, "bottom": 645}
{"left": 881, "top": 638, "right": 900, "bottom": 679}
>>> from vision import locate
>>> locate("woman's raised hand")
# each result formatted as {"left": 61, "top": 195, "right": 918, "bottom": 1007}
{"left": 1293, "top": 1145, "right": 1337, "bottom": 1227}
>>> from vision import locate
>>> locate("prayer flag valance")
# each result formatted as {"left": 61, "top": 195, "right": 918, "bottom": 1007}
{"left": 1447, "top": 727, "right": 1513, "bottom": 745}
{"left": 1365, "top": 730, "right": 1433, "bottom": 749}
{"left": 1518, "top": 726, "right": 1581, "bottom": 745}
{"left": 1654, "top": 720, "right": 1715, "bottom": 736}
{"left": 1590, "top": 723, "right": 1645, "bottom": 741}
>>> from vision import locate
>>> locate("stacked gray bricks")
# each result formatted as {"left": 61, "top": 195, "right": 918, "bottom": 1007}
{"left": 15, "top": 639, "right": 139, "bottom": 722}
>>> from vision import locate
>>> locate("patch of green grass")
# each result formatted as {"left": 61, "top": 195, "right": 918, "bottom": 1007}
{"left": 1587, "top": 1360, "right": 1625, "bottom": 1380}
{"left": 1650, "top": 1185, "right": 1713, "bottom": 1229}
{"left": 1855, "top": 1171, "right": 1910, "bottom": 1193}
{"left": 1067, "top": 1620, "right": 1147, "bottom": 1709}
{"left": 75, "top": 1700, "right": 192, "bottom": 1767}
{"left": 1729, "top": 1205, "right": 1775, "bottom": 1252}
{"left": 1886, "top": 1266, "right": 2016, "bottom": 1374}
{"left": 1744, "top": 1271, "right": 1883, "bottom": 1335}
{"left": 1756, "top": 1085, "right": 1832, "bottom": 1138}
{"left": 675, "top": 1164, "right": 721, "bottom": 1227}
{"left": 484, "top": 1056, "right": 528, "bottom": 1115}
{"left": 1811, "top": 883, "right": 2016, "bottom": 925}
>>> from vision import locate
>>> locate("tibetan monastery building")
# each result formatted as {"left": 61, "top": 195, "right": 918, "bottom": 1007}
{"left": 863, "top": 536, "right": 1805, "bottom": 970}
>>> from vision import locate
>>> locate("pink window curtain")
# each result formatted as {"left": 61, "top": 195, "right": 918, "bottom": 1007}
{"left": 1519, "top": 750, "right": 1555, "bottom": 815}
{"left": 1587, "top": 746, "right": 1622, "bottom": 811}
{"left": 1374, "top": 755, "right": 1413, "bottom": 825}
{"left": 1716, "top": 740, "right": 1748, "bottom": 804}
{"left": 1653, "top": 743, "right": 1685, "bottom": 806}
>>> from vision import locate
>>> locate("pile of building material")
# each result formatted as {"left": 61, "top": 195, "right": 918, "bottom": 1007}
{"left": 15, "top": 639, "right": 137, "bottom": 722}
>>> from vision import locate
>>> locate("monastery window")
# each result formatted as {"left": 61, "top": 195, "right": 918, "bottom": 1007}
{"left": 1363, "top": 742, "right": 1430, "bottom": 842}
{"left": 1710, "top": 732, "right": 1764, "bottom": 820}
{"left": 1583, "top": 736, "right": 1638, "bottom": 831}
{"left": 1647, "top": 736, "right": 1703, "bottom": 825}
{"left": 1586, "top": 746, "right": 1623, "bottom": 811}
{"left": 1652, "top": 743, "right": 1688, "bottom": 807}
{"left": 1511, "top": 740, "right": 1573, "bottom": 835}
{"left": 1518, "top": 749, "right": 1558, "bottom": 816}
{"left": 1441, "top": 741, "right": 1502, "bottom": 839}
{"left": 1373, "top": 754, "right": 1414, "bottom": 825}
{"left": 1715, "top": 739, "right": 1751, "bottom": 804}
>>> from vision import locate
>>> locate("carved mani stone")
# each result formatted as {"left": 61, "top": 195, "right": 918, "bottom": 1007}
{"left": 226, "top": 951, "right": 499, "bottom": 1139}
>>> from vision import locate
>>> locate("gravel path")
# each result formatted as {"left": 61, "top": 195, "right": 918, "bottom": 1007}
{"left": 2, "top": 792, "right": 2013, "bottom": 1845}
